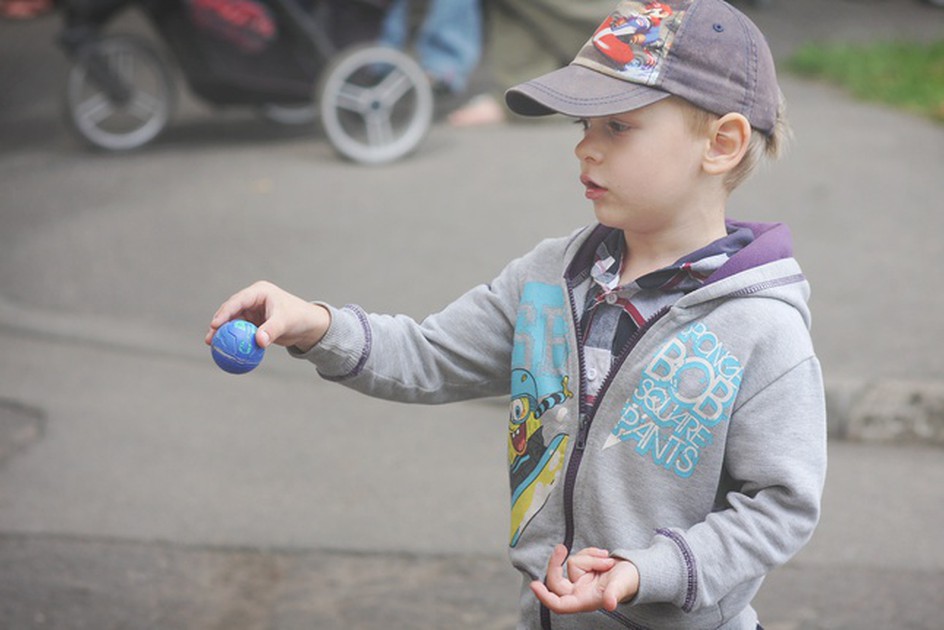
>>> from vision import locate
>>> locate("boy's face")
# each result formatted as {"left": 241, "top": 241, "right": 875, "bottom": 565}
{"left": 575, "top": 98, "right": 710, "bottom": 235}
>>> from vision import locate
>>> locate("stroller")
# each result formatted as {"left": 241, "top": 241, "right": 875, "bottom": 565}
{"left": 57, "top": 0, "right": 434, "bottom": 164}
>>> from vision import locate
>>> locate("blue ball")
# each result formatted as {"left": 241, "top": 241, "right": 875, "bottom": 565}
{"left": 211, "top": 319, "right": 265, "bottom": 374}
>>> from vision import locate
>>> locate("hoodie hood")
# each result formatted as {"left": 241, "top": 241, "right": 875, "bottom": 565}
{"left": 564, "top": 219, "right": 811, "bottom": 328}
{"left": 706, "top": 220, "right": 794, "bottom": 285}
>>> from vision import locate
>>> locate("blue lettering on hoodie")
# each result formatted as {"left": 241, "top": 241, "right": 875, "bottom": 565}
{"left": 604, "top": 323, "right": 742, "bottom": 478}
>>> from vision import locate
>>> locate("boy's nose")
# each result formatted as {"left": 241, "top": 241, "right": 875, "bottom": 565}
{"left": 575, "top": 135, "right": 601, "bottom": 163}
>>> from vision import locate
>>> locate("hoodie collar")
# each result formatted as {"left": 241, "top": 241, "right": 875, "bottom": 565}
{"left": 566, "top": 220, "right": 794, "bottom": 286}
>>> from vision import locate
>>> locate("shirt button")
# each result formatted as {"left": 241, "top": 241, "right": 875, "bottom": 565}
{"left": 587, "top": 368, "right": 598, "bottom": 381}
{"left": 605, "top": 294, "right": 618, "bottom": 305}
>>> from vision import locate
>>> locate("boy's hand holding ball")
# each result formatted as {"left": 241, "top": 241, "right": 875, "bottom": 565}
{"left": 206, "top": 281, "right": 332, "bottom": 374}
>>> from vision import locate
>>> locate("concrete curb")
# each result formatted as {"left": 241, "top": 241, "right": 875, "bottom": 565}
{"left": 2, "top": 295, "right": 942, "bottom": 448}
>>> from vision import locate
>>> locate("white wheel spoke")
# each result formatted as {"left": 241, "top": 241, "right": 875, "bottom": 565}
{"left": 364, "top": 111, "right": 394, "bottom": 146}
{"left": 336, "top": 83, "right": 370, "bottom": 113}
{"left": 76, "top": 93, "right": 116, "bottom": 125}
{"left": 374, "top": 68, "right": 413, "bottom": 107}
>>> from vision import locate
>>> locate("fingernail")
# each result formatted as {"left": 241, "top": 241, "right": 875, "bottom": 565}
{"left": 258, "top": 330, "right": 270, "bottom": 348}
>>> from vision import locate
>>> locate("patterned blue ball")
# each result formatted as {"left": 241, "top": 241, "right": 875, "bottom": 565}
{"left": 211, "top": 319, "right": 265, "bottom": 374}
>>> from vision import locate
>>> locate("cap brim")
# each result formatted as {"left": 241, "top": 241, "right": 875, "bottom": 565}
{"left": 505, "top": 64, "right": 671, "bottom": 118}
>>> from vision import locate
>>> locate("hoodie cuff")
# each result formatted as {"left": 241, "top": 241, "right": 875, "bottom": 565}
{"left": 612, "top": 529, "right": 694, "bottom": 611}
{"left": 287, "top": 302, "right": 370, "bottom": 380}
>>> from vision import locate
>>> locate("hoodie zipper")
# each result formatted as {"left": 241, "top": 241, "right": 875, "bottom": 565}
{"left": 540, "top": 293, "right": 669, "bottom": 630}
{"left": 560, "top": 300, "right": 671, "bottom": 551}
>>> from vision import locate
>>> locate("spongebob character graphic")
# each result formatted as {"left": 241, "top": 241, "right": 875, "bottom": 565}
{"left": 591, "top": 1, "right": 675, "bottom": 70}
{"left": 508, "top": 368, "right": 572, "bottom": 547}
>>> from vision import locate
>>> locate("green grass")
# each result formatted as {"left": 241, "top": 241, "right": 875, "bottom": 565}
{"left": 786, "top": 40, "right": 944, "bottom": 123}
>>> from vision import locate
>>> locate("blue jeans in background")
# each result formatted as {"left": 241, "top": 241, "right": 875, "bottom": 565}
{"left": 380, "top": 0, "right": 482, "bottom": 94}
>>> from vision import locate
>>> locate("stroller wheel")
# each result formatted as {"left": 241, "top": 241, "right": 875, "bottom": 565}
{"left": 317, "top": 44, "right": 433, "bottom": 164}
{"left": 64, "top": 35, "right": 175, "bottom": 151}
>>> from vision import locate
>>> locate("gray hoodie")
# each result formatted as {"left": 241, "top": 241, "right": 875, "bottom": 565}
{"left": 293, "top": 220, "right": 827, "bottom": 630}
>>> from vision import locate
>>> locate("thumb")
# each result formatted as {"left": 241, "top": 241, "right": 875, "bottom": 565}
{"left": 602, "top": 574, "right": 631, "bottom": 612}
{"left": 255, "top": 327, "right": 272, "bottom": 349}
{"left": 255, "top": 297, "right": 285, "bottom": 348}
{"left": 602, "top": 585, "right": 621, "bottom": 612}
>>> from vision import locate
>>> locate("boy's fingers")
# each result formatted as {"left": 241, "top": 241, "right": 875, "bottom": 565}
{"left": 208, "top": 282, "right": 277, "bottom": 340}
{"left": 568, "top": 554, "right": 616, "bottom": 579}
{"left": 544, "top": 544, "right": 570, "bottom": 589}
{"left": 210, "top": 303, "right": 242, "bottom": 330}
{"left": 530, "top": 580, "right": 565, "bottom": 609}
{"left": 551, "top": 543, "right": 569, "bottom": 565}
{"left": 212, "top": 300, "right": 255, "bottom": 327}
{"left": 529, "top": 580, "right": 551, "bottom": 605}
{"left": 530, "top": 580, "right": 592, "bottom": 615}
{"left": 211, "top": 290, "right": 250, "bottom": 325}
{"left": 560, "top": 546, "right": 612, "bottom": 582}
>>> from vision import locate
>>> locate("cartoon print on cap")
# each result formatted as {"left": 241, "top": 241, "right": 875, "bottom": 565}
{"left": 577, "top": 0, "right": 692, "bottom": 85}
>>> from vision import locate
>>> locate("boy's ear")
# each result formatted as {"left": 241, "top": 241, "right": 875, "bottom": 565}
{"left": 703, "top": 113, "right": 751, "bottom": 176}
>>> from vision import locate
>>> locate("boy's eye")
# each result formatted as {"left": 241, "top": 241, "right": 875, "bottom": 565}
{"left": 573, "top": 118, "right": 631, "bottom": 134}
{"left": 607, "top": 120, "right": 631, "bottom": 134}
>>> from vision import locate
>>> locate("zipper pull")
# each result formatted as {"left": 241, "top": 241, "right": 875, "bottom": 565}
{"left": 575, "top": 414, "right": 589, "bottom": 450}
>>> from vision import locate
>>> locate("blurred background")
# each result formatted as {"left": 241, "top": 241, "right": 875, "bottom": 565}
{"left": 1, "top": 0, "right": 943, "bottom": 628}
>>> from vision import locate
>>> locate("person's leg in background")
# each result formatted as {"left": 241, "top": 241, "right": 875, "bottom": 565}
{"left": 412, "top": 0, "right": 482, "bottom": 94}
{"left": 449, "top": 0, "right": 603, "bottom": 126}
{"left": 380, "top": 0, "right": 483, "bottom": 95}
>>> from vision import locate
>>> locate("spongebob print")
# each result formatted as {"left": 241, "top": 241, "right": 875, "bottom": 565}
{"left": 508, "top": 282, "right": 573, "bottom": 547}
{"left": 508, "top": 369, "right": 571, "bottom": 547}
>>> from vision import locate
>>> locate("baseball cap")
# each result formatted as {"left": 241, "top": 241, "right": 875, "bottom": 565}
{"left": 505, "top": 0, "right": 781, "bottom": 135}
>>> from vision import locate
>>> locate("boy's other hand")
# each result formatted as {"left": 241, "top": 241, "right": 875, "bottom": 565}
{"left": 205, "top": 281, "right": 330, "bottom": 353}
{"left": 530, "top": 544, "right": 640, "bottom": 614}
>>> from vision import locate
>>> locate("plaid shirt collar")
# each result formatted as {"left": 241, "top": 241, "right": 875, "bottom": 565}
{"left": 589, "top": 226, "right": 755, "bottom": 298}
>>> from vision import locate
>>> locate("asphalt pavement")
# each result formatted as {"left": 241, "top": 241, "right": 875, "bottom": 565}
{"left": 1, "top": 0, "right": 943, "bottom": 628}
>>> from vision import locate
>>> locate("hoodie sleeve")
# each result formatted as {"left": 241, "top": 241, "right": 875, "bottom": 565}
{"left": 614, "top": 354, "right": 827, "bottom": 612}
{"left": 289, "top": 235, "right": 572, "bottom": 404}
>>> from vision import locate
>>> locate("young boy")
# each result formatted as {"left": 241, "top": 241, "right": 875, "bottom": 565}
{"left": 206, "top": 1, "right": 827, "bottom": 627}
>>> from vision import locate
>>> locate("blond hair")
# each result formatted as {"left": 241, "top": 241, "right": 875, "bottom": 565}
{"left": 676, "top": 95, "right": 791, "bottom": 193}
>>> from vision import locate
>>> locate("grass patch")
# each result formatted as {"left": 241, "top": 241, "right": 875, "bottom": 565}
{"left": 786, "top": 39, "right": 944, "bottom": 123}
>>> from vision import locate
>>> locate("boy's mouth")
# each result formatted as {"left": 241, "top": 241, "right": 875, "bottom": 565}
{"left": 581, "top": 175, "right": 607, "bottom": 201}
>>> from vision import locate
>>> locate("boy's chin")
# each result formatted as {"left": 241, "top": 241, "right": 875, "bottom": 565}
{"left": 592, "top": 206, "right": 627, "bottom": 230}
